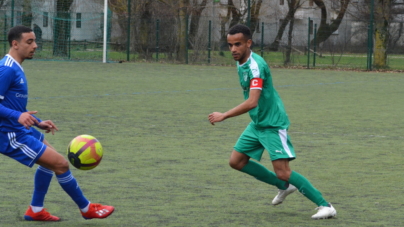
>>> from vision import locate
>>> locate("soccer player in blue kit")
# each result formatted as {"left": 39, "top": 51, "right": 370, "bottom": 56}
{"left": 0, "top": 25, "right": 114, "bottom": 221}
{"left": 208, "top": 24, "right": 336, "bottom": 219}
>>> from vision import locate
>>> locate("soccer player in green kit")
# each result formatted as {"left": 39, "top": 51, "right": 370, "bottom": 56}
{"left": 208, "top": 24, "right": 336, "bottom": 219}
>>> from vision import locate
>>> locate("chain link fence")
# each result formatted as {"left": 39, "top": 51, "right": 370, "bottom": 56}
{"left": 0, "top": 5, "right": 403, "bottom": 70}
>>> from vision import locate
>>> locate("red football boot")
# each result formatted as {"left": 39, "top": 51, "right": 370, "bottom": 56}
{"left": 81, "top": 203, "right": 115, "bottom": 219}
{"left": 24, "top": 206, "right": 60, "bottom": 221}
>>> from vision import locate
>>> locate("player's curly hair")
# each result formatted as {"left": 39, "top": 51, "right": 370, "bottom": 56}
{"left": 8, "top": 25, "right": 33, "bottom": 46}
{"left": 228, "top": 24, "right": 252, "bottom": 40}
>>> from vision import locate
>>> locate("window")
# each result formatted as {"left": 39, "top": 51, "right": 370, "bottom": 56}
{"left": 280, "top": 0, "right": 284, "bottom": 5}
{"left": 43, "top": 12, "right": 48, "bottom": 27}
{"left": 76, "top": 13, "right": 82, "bottom": 28}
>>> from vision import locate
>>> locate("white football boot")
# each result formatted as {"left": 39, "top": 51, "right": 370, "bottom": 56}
{"left": 271, "top": 184, "right": 297, "bottom": 205}
{"left": 311, "top": 203, "right": 337, "bottom": 219}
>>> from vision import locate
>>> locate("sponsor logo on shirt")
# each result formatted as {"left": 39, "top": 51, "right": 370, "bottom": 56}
{"left": 15, "top": 93, "right": 28, "bottom": 99}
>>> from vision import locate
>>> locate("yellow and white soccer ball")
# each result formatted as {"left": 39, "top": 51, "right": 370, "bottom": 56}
{"left": 67, "top": 135, "right": 103, "bottom": 170}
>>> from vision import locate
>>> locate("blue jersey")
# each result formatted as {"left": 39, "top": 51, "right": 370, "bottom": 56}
{"left": 0, "top": 54, "right": 41, "bottom": 132}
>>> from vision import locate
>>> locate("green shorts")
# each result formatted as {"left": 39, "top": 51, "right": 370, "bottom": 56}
{"left": 233, "top": 123, "right": 296, "bottom": 161}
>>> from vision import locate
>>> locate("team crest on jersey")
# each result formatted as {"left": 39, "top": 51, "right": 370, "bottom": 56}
{"left": 20, "top": 78, "right": 24, "bottom": 84}
{"left": 243, "top": 72, "right": 248, "bottom": 81}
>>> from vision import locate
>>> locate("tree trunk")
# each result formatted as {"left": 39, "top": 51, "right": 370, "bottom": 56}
{"left": 284, "top": 16, "right": 295, "bottom": 65}
{"left": 138, "top": 1, "right": 153, "bottom": 60}
{"left": 176, "top": 0, "right": 189, "bottom": 62}
{"left": 53, "top": 0, "right": 73, "bottom": 57}
{"left": 313, "top": 0, "right": 350, "bottom": 45}
{"left": 22, "top": 0, "right": 32, "bottom": 27}
{"left": 269, "top": 0, "right": 300, "bottom": 51}
{"left": 249, "top": 0, "right": 263, "bottom": 34}
{"left": 188, "top": 0, "right": 207, "bottom": 49}
{"left": 373, "top": 0, "right": 391, "bottom": 68}
{"left": 228, "top": 0, "right": 241, "bottom": 29}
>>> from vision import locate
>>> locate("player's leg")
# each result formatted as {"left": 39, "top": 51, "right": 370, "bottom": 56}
{"left": 272, "top": 159, "right": 336, "bottom": 219}
{"left": 266, "top": 129, "right": 336, "bottom": 219}
{"left": 36, "top": 147, "right": 114, "bottom": 219}
{"left": 0, "top": 130, "right": 61, "bottom": 221}
{"left": 272, "top": 159, "right": 328, "bottom": 206}
{"left": 29, "top": 138, "right": 54, "bottom": 213}
{"left": 231, "top": 124, "right": 288, "bottom": 190}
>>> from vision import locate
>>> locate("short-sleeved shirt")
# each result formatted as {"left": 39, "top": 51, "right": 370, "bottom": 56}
{"left": 237, "top": 52, "right": 289, "bottom": 129}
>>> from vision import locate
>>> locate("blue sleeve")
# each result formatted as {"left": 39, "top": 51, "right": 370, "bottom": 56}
{"left": 32, "top": 114, "right": 42, "bottom": 126}
{"left": 0, "top": 66, "right": 21, "bottom": 121}
{"left": 0, "top": 66, "right": 15, "bottom": 98}
{"left": 0, "top": 103, "right": 21, "bottom": 121}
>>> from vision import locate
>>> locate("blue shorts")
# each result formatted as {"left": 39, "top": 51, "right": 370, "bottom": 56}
{"left": 0, "top": 128, "right": 47, "bottom": 167}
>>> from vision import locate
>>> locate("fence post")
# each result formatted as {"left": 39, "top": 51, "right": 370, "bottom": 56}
{"left": 208, "top": 20, "right": 211, "bottom": 64}
{"left": 367, "top": 0, "right": 374, "bottom": 71}
{"left": 11, "top": 0, "right": 14, "bottom": 27}
{"left": 68, "top": 34, "right": 71, "bottom": 59}
{"left": 156, "top": 19, "right": 160, "bottom": 62}
{"left": 3, "top": 14, "right": 7, "bottom": 56}
{"left": 313, "top": 23, "right": 317, "bottom": 67}
{"left": 185, "top": 14, "right": 189, "bottom": 64}
{"left": 260, "top": 22, "right": 264, "bottom": 57}
{"left": 307, "top": 17, "right": 311, "bottom": 69}
{"left": 367, "top": 25, "right": 370, "bottom": 70}
{"left": 126, "top": 0, "right": 131, "bottom": 61}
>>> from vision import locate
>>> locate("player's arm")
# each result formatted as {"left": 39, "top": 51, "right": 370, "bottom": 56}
{"left": 0, "top": 103, "right": 22, "bottom": 121}
{"left": 208, "top": 78, "right": 262, "bottom": 125}
{"left": 37, "top": 120, "right": 59, "bottom": 135}
{"left": 29, "top": 111, "right": 59, "bottom": 134}
{"left": 0, "top": 104, "right": 39, "bottom": 129}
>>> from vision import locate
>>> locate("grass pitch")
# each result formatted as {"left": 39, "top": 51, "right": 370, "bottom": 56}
{"left": 0, "top": 61, "right": 403, "bottom": 226}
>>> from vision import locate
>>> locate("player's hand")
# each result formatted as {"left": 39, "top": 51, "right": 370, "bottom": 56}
{"left": 38, "top": 120, "right": 59, "bottom": 135}
{"left": 18, "top": 111, "right": 39, "bottom": 129}
{"left": 208, "top": 112, "right": 226, "bottom": 125}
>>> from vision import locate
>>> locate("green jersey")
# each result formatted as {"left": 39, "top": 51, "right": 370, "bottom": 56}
{"left": 237, "top": 52, "right": 290, "bottom": 129}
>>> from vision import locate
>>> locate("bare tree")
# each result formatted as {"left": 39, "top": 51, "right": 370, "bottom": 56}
{"left": 313, "top": 0, "right": 351, "bottom": 45}
{"left": 348, "top": 0, "right": 400, "bottom": 68}
{"left": 373, "top": 0, "right": 392, "bottom": 68}
{"left": 189, "top": 0, "right": 208, "bottom": 49}
{"left": 249, "top": 0, "right": 263, "bottom": 34}
{"left": 53, "top": 0, "right": 74, "bottom": 57}
{"left": 269, "top": 0, "right": 302, "bottom": 51}
{"left": 219, "top": 0, "right": 263, "bottom": 48}
{"left": 22, "top": 0, "right": 32, "bottom": 27}
{"left": 0, "top": 0, "right": 6, "bottom": 9}
{"left": 284, "top": 9, "right": 296, "bottom": 66}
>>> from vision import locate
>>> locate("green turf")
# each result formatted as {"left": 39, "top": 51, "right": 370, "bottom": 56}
{"left": 1, "top": 61, "right": 403, "bottom": 226}
{"left": 2, "top": 40, "right": 403, "bottom": 70}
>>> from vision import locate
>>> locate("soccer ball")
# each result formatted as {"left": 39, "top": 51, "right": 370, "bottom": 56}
{"left": 67, "top": 135, "right": 103, "bottom": 170}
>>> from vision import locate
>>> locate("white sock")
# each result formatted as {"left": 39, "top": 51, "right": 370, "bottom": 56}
{"left": 80, "top": 202, "right": 91, "bottom": 213}
{"left": 30, "top": 205, "right": 43, "bottom": 213}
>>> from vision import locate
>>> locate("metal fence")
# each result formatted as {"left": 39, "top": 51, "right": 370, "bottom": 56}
{"left": 0, "top": 7, "right": 403, "bottom": 70}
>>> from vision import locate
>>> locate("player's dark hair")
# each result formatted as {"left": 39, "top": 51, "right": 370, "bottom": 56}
{"left": 8, "top": 25, "right": 33, "bottom": 47}
{"left": 228, "top": 24, "right": 252, "bottom": 40}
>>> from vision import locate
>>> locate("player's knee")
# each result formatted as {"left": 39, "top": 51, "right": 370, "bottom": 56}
{"left": 275, "top": 170, "right": 291, "bottom": 181}
{"left": 53, "top": 159, "right": 70, "bottom": 175}
{"left": 229, "top": 159, "right": 247, "bottom": 170}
